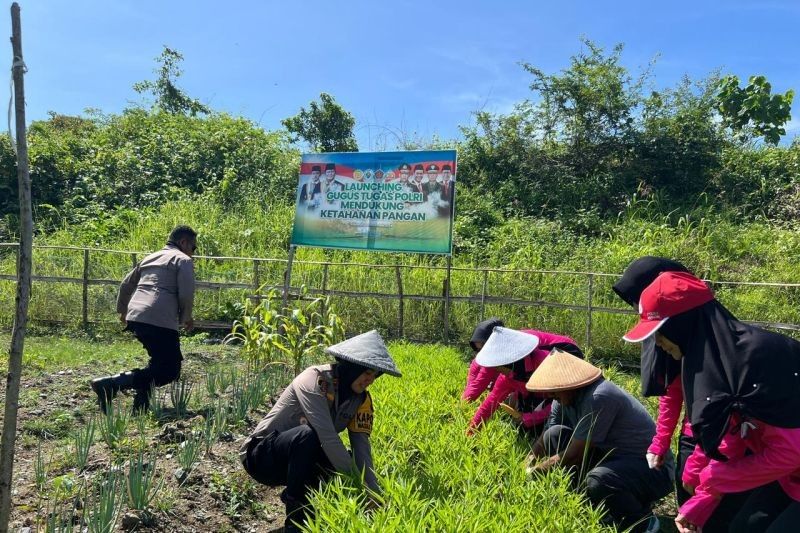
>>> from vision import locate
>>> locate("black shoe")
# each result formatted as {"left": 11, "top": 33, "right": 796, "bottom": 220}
{"left": 132, "top": 388, "right": 150, "bottom": 415}
{"left": 90, "top": 372, "right": 135, "bottom": 413}
{"left": 281, "top": 491, "right": 309, "bottom": 533}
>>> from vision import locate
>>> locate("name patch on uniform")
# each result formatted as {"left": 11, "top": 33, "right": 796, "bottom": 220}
{"left": 347, "top": 392, "right": 374, "bottom": 434}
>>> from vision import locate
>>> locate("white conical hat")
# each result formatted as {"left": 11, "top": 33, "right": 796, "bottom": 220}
{"left": 526, "top": 349, "right": 602, "bottom": 392}
{"left": 474, "top": 327, "right": 540, "bottom": 368}
{"left": 325, "top": 330, "right": 402, "bottom": 377}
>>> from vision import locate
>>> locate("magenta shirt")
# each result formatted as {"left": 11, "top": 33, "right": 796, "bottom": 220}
{"left": 466, "top": 329, "right": 577, "bottom": 430}
{"left": 648, "top": 375, "right": 693, "bottom": 456}
{"left": 679, "top": 415, "right": 800, "bottom": 526}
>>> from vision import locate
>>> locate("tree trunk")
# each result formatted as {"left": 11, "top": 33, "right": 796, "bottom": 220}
{"left": 0, "top": 4, "right": 33, "bottom": 531}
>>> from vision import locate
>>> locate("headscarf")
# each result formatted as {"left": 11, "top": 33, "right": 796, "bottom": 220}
{"left": 613, "top": 256, "right": 691, "bottom": 396}
{"left": 470, "top": 318, "right": 504, "bottom": 351}
{"left": 655, "top": 299, "right": 800, "bottom": 460}
{"left": 335, "top": 359, "right": 371, "bottom": 404}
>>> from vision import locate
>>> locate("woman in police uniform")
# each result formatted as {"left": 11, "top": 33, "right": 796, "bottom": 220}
{"left": 240, "top": 330, "right": 401, "bottom": 532}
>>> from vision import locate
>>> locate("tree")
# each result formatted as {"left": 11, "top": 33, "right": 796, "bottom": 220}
{"left": 715, "top": 75, "right": 794, "bottom": 145}
{"left": 282, "top": 93, "right": 358, "bottom": 152}
{"left": 133, "top": 47, "right": 210, "bottom": 116}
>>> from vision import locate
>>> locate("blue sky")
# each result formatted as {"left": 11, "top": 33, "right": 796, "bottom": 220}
{"left": 13, "top": 0, "right": 800, "bottom": 148}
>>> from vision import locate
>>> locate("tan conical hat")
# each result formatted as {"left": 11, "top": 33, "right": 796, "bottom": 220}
{"left": 526, "top": 349, "right": 602, "bottom": 392}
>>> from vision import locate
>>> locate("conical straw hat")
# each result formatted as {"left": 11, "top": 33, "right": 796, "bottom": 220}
{"left": 526, "top": 349, "right": 602, "bottom": 392}
{"left": 325, "top": 330, "right": 402, "bottom": 377}
{"left": 474, "top": 327, "right": 540, "bottom": 368}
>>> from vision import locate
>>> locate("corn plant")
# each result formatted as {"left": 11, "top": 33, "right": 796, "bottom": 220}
{"left": 126, "top": 449, "right": 163, "bottom": 510}
{"left": 73, "top": 417, "right": 96, "bottom": 472}
{"left": 99, "top": 400, "right": 129, "bottom": 449}
{"left": 169, "top": 377, "right": 194, "bottom": 418}
{"left": 82, "top": 472, "right": 122, "bottom": 533}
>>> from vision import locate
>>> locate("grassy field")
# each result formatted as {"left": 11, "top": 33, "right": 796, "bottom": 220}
{"left": 0, "top": 332, "right": 677, "bottom": 532}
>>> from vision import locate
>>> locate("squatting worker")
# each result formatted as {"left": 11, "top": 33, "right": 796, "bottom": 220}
{"left": 622, "top": 271, "right": 800, "bottom": 533}
{"left": 91, "top": 225, "right": 196, "bottom": 414}
{"left": 526, "top": 350, "right": 672, "bottom": 533}
{"left": 240, "top": 330, "right": 401, "bottom": 533}
{"left": 464, "top": 324, "right": 583, "bottom": 437}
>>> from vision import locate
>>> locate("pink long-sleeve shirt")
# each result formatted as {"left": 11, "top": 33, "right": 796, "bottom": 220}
{"left": 648, "top": 376, "right": 693, "bottom": 456}
{"left": 467, "top": 330, "right": 577, "bottom": 430}
{"left": 679, "top": 416, "right": 800, "bottom": 526}
{"left": 462, "top": 359, "right": 500, "bottom": 401}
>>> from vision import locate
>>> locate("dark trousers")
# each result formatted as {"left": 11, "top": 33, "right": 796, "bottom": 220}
{"left": 676, "top": 433, "right": 753, "bottom": 533}
{"left": 127, "top": 321, "right": 182, "bottom": 393}
{"left": 243, "top": 425, "right": 333, "bottom": 530}
{"left": 542, "top": 425, "right": 672, "bottom": 533}
{"left": 730, "top": 482, "right": 800, "bottom": 533}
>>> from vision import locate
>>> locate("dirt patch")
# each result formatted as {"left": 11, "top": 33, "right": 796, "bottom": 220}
{"left": 2, "top": 350, "right": 290, "bottom": 532}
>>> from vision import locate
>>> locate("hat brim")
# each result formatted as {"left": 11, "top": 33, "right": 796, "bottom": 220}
{"left": 474, "top": 329, "right": 540, "bottom": 368}
{"left": 622, "top": 317, "right": 669, "bottom": 343}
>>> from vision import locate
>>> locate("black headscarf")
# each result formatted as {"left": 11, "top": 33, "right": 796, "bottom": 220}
{"left": 658, "top": 300, "right": 800, "bottom": 460}
{"left": 335, "top": 359, "right": 370, "bottom": 404}
{"left": 613, "top": 256, "right": 691, "bottom": 396}
{"left": 470, "top": 318, "right": 504, "bottom": 351}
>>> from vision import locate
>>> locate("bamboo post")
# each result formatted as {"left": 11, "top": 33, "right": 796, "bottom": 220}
{"left": 443, "top": 256, "right": 452, "bottom": 343}
{"left": 480, "top": 269, "right": 488, "bottom": 322}
{"left": 321, "top": 262, "right": 329, "bottom": 317}
{"left": 130, "top": 253, "right": 137, "bottom": 269}
{"left": 1, "top": 5, "right": 32, "bottom": 530}
{"left": 585, "top": 273, "right": 594, "bottom": 349}
{"left": 282, "top": 245, "right": 296, "bottom": 310}
{"left": 395, "top": 265, "right": 404, "bottom": 338}
{"left": 82, "top": 248, "right": 89, "bottom": 328}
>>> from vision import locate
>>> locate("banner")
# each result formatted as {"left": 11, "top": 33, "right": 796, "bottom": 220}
{"left": 290, "top": 150, "right": 457, "bottom": 254}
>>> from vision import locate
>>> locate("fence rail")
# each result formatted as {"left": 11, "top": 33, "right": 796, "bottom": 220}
{"left": 1, "top": 243, "right": 799, "bottom": 351}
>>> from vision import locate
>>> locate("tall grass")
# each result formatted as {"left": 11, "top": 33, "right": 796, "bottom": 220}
{"left": 2, "top": 196, "right": 799, "bottom": 362}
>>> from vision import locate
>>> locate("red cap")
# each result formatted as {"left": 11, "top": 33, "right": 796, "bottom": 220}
{"left": 623, "top": 271, "right": 714, "bottom": 343}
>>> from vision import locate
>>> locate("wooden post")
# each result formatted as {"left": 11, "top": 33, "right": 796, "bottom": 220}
{"left": 395, "top": 265, "right": 404, "bottom": 338}
{"left": 82, "top": 248, "right": 89, "bottom": 328}
{"left": 253, "top": 259, "right": 260, "bottom": 292}
{"left": 130, "top": 253, "right": 137, "bottom": 269}
{"left": 443, "top": 256, "right": 452, "bottom": 343}
{"left": 1, "top": 5, "right": 32, "bottom": 530}
{"left": 480, "top": 269, "right": 488, "bottom": 322}
{"left": 282, "top": 245, "right": 296, "bottom": 310}
{"left": 320, "top": 262, "right": 329, "bottom": 317}
{"left": 585, "top": 273, "right": 594, "bottom": 349}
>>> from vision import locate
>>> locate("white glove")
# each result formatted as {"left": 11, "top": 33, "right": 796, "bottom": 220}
{"left": 646, "top": 452, "right": 663, "bottom": 470}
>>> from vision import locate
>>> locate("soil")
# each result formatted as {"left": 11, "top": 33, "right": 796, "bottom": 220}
{"left": 1, "top": 349, "right": 288, "bottom": 532}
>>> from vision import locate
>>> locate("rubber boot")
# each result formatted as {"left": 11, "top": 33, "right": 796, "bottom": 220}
{"left": 90, "top": 372, "right": 135, "bottom": 414}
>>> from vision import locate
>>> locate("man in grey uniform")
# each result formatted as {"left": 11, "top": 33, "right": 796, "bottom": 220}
{"left": 241, "top": 330, "right": 401, "bottom": 532}
{"left": 90, "top": 225, "right": 197, "bottom": 413}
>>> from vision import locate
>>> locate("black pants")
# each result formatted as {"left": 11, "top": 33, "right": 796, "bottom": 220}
{"left": 127, "top": 321, "right": 182, "bottom": 392}
{"left": 676, "top": 433, "right": 753, "bottom": 533}
{"left": 542, "top": 425, "right": 672, "bottom": 533}
{"left": 243, "top": 425, "right": 333, "bottom": 499}
{"left": 243, "top": 425, "right": 333, "bottom": 529}
{"left": 730, "top": 482, "right": 800, "bottom": 533}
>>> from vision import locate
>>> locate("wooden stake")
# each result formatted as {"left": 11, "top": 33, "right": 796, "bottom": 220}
{"left": 0, "top": 4, "right": 33, "bottom": 531}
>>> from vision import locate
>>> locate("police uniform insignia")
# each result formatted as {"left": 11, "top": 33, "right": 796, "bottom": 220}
{"left": 347, "top": 392, "right": 374, "bottom": 434}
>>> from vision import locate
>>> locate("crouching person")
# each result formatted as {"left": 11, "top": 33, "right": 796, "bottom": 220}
{"left": 526, "top": 350, "right": 672, "bottom": 533}
{"left": 240, "top": 330, "right": 401, "bottom": 532}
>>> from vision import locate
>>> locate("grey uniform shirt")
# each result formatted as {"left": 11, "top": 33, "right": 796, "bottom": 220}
{"left": 116, "top": 244, "right": 195, "bottom": 331}
{"left": 547, "top": 378, "right": 656, "bottom": 457}
{"left": 240, "top": 364, "right": 379, "bottom": 491}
